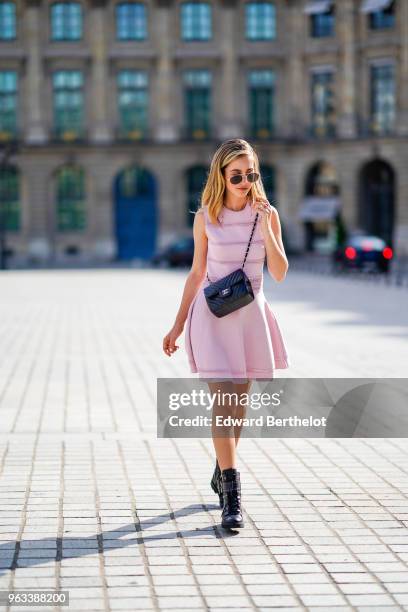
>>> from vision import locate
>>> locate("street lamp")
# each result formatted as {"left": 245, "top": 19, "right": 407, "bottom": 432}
{"left": 0, "top": 141, "right": 19, "bottom": 270}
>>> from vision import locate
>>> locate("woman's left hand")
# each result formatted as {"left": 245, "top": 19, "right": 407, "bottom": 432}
{"left": 252, "top": 197, "right": 274, "bottom": 237}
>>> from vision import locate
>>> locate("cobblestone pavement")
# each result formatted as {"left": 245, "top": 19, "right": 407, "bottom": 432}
{"left": 0, "top": 269, "right": 407, "bottom": 612}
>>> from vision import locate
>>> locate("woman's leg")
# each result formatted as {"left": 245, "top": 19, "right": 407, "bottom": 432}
{"left": 207, "top": 379, "right": 253, "bottom": 471}
{"left": 207, "top": 379, "right": 249, "bottom": 529}
{"left": 208, "top": 380, "right": 237, "bottom": 471}
{"left": 232, "top": 380, "right": 252, "bottom": 446}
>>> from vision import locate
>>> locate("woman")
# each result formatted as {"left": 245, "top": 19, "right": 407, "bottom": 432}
{"left": 163, "top": 138, "right": 290, "bottom": 529}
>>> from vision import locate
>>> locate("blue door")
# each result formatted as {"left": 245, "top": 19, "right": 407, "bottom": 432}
{"left": 114, "top": 166, "right": 157, "bottom": 260}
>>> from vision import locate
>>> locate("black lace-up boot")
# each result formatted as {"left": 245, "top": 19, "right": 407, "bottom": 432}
{"left": 220, "top": 468, "right": 244, "bottom": 529}
{"left": 210, "top": 459, "right": 223, "bottom": 508}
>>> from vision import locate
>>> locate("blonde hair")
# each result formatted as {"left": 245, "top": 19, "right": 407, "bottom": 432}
{"left": 198, "top": 138, "right": 268, "bottom": 225}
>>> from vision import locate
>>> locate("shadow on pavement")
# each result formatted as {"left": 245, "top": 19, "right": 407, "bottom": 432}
{"left": 0, "top": 503, "right": 240, "bottom": 577}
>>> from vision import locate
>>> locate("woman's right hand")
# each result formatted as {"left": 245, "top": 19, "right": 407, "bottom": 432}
{"left": 163, "top": 322, "right": 184, "bottom": 357}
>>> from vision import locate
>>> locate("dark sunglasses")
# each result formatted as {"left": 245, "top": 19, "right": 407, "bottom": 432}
{"left": 229, "top": 172, "right": 260, "bottom": 185}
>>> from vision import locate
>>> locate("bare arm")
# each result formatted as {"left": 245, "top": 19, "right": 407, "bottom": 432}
{"left": 252, "top": 197, "right": 288, "bottom": 283}
{"left": 263, "top": 206, "right": 289, "bottom": 283}
{"left": 163, "top": 209, "right": 208, "bottom": 356}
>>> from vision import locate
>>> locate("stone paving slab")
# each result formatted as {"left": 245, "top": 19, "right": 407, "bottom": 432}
{"left": 0, "top": 269, "right": 407, "bottom": 611}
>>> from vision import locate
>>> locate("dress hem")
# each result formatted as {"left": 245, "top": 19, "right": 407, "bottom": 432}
{"left": 187, "top": 358, "right": 290, "bottom": 378}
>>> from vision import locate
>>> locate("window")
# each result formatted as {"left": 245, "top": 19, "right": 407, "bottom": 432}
{"left": 0, "top": 1, "right": 16, "bottom": 40}
{"left": 310, "top": 70, "right": 336, "bottom": 137}
{"left": 369, "top": 1, "right": 395, "bottom": 29}
{"left": 245, "top": 2, "right": 276, "bottom": 40}
{"left": 56, "top": 166, "right": 86, "bottom": 231}
{"left": 117, "top": 70, "right": 148, "bottom": 139}
{"left": 370, "top": 63, "right": 395, "bottom": 134}
{"left": 310, "top": 6, "right": 335, "bottom": 37}
{"left": 0, "top": 71, "right": 17, "bottom": 139}
{"left": 53, "top": 71, "right": 84, "bottom": 140}
{"left": 0, "top": 165, "right": 20, "bottom": 232}
{"left": 116, "top": 2, "right": 147, "bottom": 40}
{"left": 183, "top": 69, "right": 211, "bottom": 139}
{"left": 51, "top": 2, "right": 82, "bottom": 41}
{"left": 248, "top": 70, "right": 275, "bottom": 138}
{"left": 180, "top": 3, "right": 211, "bottom": 41}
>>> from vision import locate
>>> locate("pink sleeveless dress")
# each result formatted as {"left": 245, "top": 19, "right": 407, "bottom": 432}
{"left": 184, "top": 201, "right": 290, "bottom": 383}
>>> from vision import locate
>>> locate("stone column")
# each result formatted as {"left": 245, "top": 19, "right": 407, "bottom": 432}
{"left": 153, "top": 0, "right": 177, "bottom": 142}
{"left": 285, "top": 155, "right": 307, "bottom": 252}
{"left": 397, "top": 0, "right": 408, "bottom": 136}
{"left": 219, "top": 0, "right": 240, "bottom": 139}
{"left": 286, "top": 0, "right": 304, "bottom": 138}
{"left": 89, "top": 157, "right": 116, "bottom": 259}
{"left": 24, "top": 0, "right": 47, "bottom": 143}
{"left": 337, "top": 148, "right": 358, "bottom": 231}
{"left": 24, "top": 161, "right": 52, "bottom": 262}
{"left": 89, "top": 0, "right": 111, "bottom": 142}
{"left": 338, "top": 0, "right": 357, "bottom": 138}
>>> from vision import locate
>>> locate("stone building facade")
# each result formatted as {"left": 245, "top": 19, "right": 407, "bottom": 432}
{"left": 0, "top": 0, "right": 407, "bottom": 266}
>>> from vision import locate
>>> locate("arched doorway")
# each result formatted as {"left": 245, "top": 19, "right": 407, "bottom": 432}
{"left": 114, "top": 165, "right": 157, "bottom": 260}
{"left": 301, "top": 161, "right": 340, "bottom": 253}
{"left": 358, "top": 159, "right": 395, "bottom": 247}
{"left": 0, "top": 164, "right": 20, "bottom": 267}
{"left": 55, "top": 165, "right": 86, "bottom": 232}
{"left": 0, "top": 164, "right": 20, "bottom": 232}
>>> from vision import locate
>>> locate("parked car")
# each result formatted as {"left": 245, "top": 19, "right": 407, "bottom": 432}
{"left": 332, "top": 234, "right": 393, "bottom": 274}
{"left": 151, "top": 236, "right": 194, "bottom": 268}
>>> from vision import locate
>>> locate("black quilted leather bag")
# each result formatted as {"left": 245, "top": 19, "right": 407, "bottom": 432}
{"left": 204, "top": 212, "right": 259, "bottom": 318}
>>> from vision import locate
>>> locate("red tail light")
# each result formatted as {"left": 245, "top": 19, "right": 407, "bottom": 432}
{"left": 345, "top": 246, "right": 356, "bottom": 260}
{"left": 382, "top": 247, "right": 393, "bottom": 260}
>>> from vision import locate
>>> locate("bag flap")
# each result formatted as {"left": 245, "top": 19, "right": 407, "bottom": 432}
{"left": 204, "top": 269, "right": 247, "bottom": 299}
{"left": 204, "top": 284, "right": 220, "bottom": 298}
